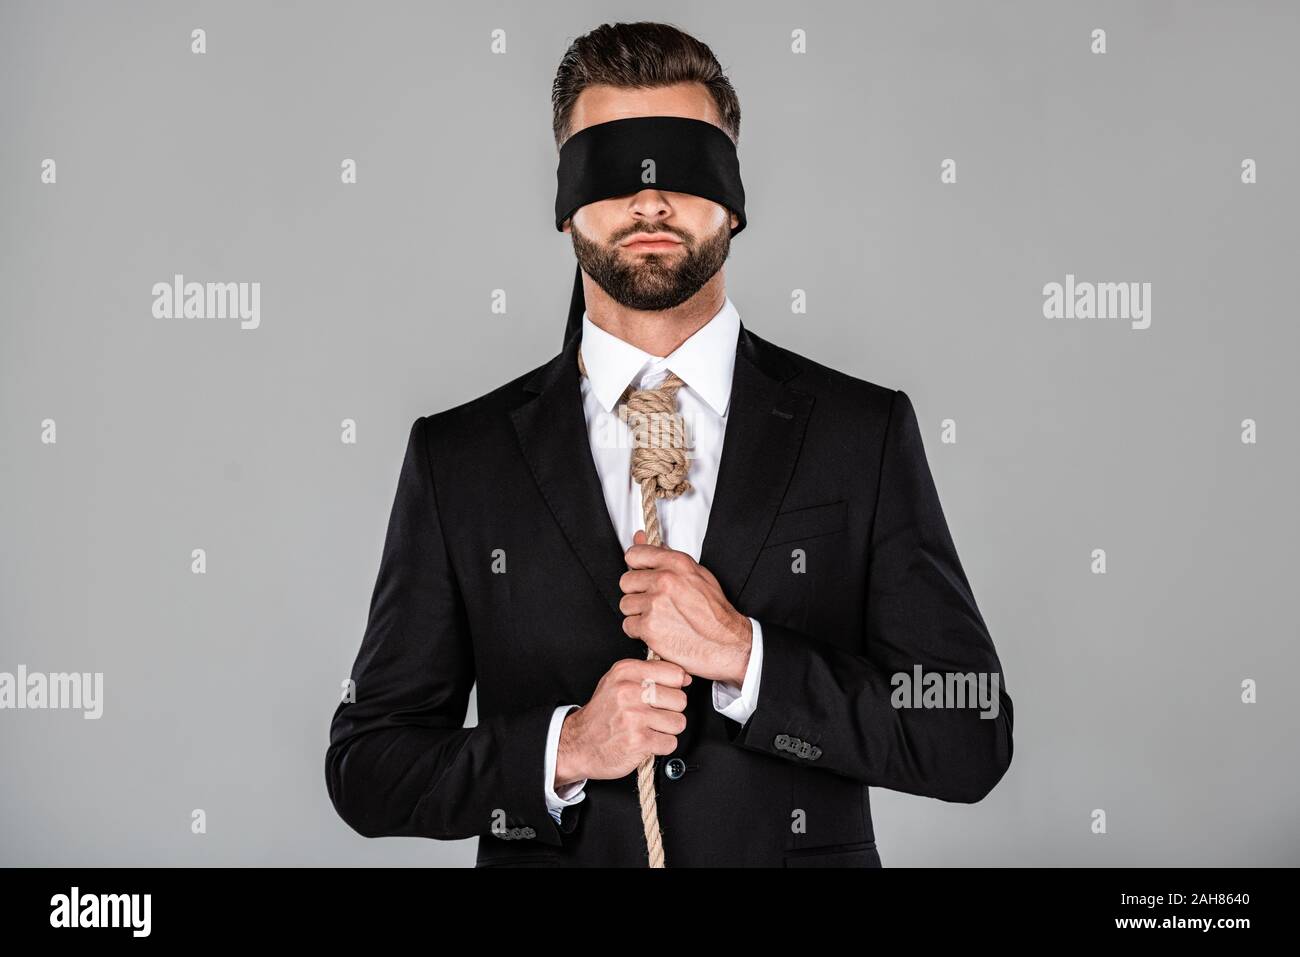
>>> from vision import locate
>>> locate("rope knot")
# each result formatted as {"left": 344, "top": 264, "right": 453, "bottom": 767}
{"left": 579, "top": 345, "right": 694, "bottom": 501}
{"left": 620, "top": 384, "right": 693, "bottom": 501}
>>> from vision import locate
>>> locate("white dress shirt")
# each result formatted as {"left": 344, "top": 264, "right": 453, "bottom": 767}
{"left": 544, "top": 295, "right": 766, "bottom": 824}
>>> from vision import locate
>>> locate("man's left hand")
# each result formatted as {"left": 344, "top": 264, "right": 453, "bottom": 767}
{"left": 619, "top": 529, "right": 753, "bottom": 684}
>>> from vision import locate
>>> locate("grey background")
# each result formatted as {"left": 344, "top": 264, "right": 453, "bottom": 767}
{"left": 2, "top": 0, "right": 1297, "bottom": 866}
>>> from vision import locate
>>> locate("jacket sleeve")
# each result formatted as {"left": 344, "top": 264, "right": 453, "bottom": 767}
{"left": 325, "top": 415, "right": 582, "bottom": 846}
{"left": 730, "top": 389, "right": 1014, "bottom": 803}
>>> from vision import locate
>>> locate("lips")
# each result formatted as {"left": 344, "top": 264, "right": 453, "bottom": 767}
{"left": 622, "top": 233, "right": 683, "bottom": 251}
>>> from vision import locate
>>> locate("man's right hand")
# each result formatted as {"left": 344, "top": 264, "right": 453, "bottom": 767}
{"left": 555, "top": 658, "right": 692, "bottom": 788}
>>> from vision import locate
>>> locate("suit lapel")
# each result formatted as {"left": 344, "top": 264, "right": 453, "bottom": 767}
{"left": 511, "top": 326, "right": 629, "bottom": 620}
{"left": 698, "top": 320, "right": 814, "bottom": 604}
{"left": 510, "top": 317, "right": 814, "bottom": 621}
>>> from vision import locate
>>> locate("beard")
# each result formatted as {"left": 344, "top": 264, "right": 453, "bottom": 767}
{"left": 569, "top": 218, "right": 731, "bottom": 312}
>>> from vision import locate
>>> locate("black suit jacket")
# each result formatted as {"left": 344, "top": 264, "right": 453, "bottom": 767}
{"left": 325, "top": 320, "right": 1013, "bottom": 867}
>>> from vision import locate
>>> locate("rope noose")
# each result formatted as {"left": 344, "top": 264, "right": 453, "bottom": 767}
{"left": 578, "top": 346, "right": 692, "bottom": 868}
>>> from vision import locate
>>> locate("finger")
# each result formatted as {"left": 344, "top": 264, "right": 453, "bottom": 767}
{"left": 618, "top": 568, "right": 656, "bottom": 594}
{"left": 624, "top": 543, "right": 676, "bottom": 569}
{"left": 641, "top": 729, "right": 680, "bottom": 757}
{"left": 618, "top": 593, "right": 649, "bottom": 616}
{"left": 639, "top": 685, "right": 689, "bottom": 713}
{"left": 643, "top": 705, "right": 688, "bottom": 736}
{"left": 626, "top": 659, "right": 692, "bottom": 688}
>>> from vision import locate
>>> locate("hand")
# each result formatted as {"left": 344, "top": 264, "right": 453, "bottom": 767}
{"left": 618, "top": 529, "right": 753, "bottom": 684}
{"left": 555, "top": 657, "right": 692, "bottom": 786}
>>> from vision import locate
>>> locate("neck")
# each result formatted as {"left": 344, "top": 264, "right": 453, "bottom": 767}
{"left": 582, "top": 270, "right": 726, "bottom": 357}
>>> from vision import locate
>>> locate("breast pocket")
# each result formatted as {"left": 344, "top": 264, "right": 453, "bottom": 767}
{"left": 762, "top": 499, "right": 848, "bottom": 549}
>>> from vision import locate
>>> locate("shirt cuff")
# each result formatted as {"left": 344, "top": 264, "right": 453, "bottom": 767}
{"left": 712, "top": 617, "right": 764, "bottom": 725}
{"left": 544, "top": 704, "right": 588, "bottom": 825}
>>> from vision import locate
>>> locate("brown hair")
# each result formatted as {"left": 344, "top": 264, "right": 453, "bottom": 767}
{"left": 551, "top": 21, "right": 741, "bottom": 151}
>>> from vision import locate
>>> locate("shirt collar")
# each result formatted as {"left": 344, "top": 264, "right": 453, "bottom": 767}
{"left": 579, "top": 296, "right": 741, "bottom": 418}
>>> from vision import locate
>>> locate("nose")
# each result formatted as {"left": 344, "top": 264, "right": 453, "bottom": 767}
{"left": 628, "top": 188, "right": 673, "bottom": 222}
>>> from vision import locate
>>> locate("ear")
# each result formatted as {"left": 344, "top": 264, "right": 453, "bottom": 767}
{"left": 729, "top": 211, "right": 739, "bottom": 230}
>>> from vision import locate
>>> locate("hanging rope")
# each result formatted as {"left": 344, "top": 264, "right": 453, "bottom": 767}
{"left": 578, "top": 346, "right": 693, "bottom": 868}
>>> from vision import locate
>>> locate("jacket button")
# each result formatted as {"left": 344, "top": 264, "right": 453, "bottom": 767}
{"left": 664, "top": 757, "right": 687, "bottom": 780}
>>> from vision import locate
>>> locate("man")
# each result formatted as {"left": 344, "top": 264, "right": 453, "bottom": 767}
{"left": 325, "top": 21, "right": 1013, "bottom": 868}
